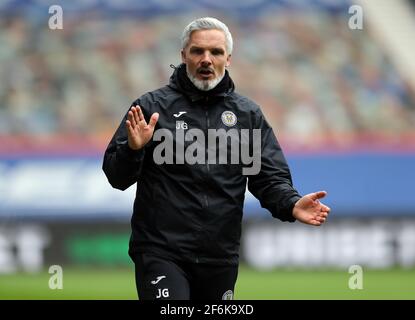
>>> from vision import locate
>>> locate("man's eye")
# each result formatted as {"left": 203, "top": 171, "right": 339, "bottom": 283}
{"left": 192, "top": 49, "right": 203, "bottom": 54}
{"left": 212, "top": 50, "right": 223, "bottom": 55}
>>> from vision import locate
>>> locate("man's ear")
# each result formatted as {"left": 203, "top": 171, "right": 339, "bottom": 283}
{"left": 226, "top": 54, "right": 232, "bottom": 67}
{"left": 181, "top": 50, "right": 186, "bottom": 63}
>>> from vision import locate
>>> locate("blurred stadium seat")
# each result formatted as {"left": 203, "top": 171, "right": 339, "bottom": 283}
{"left": 0, "top": 0, "right": 414, "bottom": 152}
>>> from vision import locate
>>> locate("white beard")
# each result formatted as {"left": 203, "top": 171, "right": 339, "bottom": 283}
{"left": 186, "top": 66, "right": 225, "bottom": 91}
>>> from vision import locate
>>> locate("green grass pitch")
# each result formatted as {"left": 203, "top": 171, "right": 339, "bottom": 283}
{"left": 0, "top": 266, "right": 414, "bottom": 300}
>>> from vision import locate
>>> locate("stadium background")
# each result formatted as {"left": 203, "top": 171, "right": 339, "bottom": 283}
{"left": 1, "top": 0, "right": 415, "bottom": 299}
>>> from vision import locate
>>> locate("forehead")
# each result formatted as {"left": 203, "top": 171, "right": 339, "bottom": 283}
{"left": 187, "top": 29, "right": 227, "bottom": 49}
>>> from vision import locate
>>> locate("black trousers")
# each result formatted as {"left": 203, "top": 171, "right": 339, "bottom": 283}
{"left": 133, "top": 253, "right": 238, "bottom": 300}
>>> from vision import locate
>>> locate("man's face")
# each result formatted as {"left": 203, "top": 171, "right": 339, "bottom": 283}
{"left": 181, "top": 29, "right": 231, "bottom": 90}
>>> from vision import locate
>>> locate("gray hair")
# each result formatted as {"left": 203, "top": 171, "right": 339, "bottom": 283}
{"left": 181, "top": 17, "right": 233, "bottom": 55}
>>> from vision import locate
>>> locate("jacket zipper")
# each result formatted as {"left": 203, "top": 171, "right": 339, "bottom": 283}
{"left": 204, "top": 105, "right": 210, "bottom": 208}
{"left": 205, "top": 108, "right": 210, "bottom": 173}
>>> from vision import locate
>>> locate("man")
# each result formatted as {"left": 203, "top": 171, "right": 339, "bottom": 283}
{"left": 103, "top": 17, "right": 330, "bottom": 300}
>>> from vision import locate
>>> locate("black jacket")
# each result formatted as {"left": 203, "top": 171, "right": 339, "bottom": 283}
{"left": 103, "top": 64, "right": 301, "bottom": 265}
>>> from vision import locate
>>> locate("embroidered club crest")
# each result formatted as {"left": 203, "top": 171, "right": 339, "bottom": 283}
{"left": 221, "top": 111, "right": 237, "bottom": 127}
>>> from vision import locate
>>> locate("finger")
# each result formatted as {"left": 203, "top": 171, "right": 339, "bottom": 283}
{"left": 126, "top": 120, "right": 135, "bottom": 135}
{"left": 128, "top": 110, "right": 137, "bottom": 127}
{"left": 132, "top": 106, "right": 142, "bottom": 127}
{"left": 136, "top": 107, "right": 148, "bottom": 128}
{"left": 319, "top": 212, "right": 328, "bottom": 218}
{"left": 321, "top": 205, "right": 331, "bottom": 213}
{"left": 316, "top": 216, "right": 326, "bottom": 223}
{"left": 136, "top": 105, "right": 145, "bottom": 122}
{"left": 312, "top": 220, "right": 321, "bottom": 226}
{"left": 148, "top": 112, "right": 159, "bottom": 129}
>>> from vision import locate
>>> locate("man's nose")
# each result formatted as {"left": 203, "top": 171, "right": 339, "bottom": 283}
{"left": 201, "top": 52, "right": 212, "bottom": 66}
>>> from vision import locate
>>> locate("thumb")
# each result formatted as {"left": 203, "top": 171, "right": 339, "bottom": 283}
{"left": 311, "top": 191, "right": 327, "bottom": 200}
{"left": 148, "top": 112, "right": 159, "bottom": 128}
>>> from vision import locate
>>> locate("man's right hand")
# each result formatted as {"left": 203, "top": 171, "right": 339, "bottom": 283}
{"left": 126, "top": 105, "right": 159, "bottom": 150}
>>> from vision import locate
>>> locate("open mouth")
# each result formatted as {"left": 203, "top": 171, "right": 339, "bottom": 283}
{"left": 197, "top": 68, "right": 214, "bottom": 78}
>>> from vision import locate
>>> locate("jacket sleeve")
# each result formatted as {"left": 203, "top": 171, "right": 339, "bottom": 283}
{"left": 102, "top": 103, "right": 145, "bottom": 191}
{"left": 247, "top": 109, "right": 301, "bottom": 222}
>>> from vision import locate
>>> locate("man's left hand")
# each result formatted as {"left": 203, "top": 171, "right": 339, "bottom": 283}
{"left": 292, "top": 191, "right": 331, "bottom": 226}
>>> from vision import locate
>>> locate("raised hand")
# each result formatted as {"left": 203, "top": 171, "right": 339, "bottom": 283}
{"left": 126, "top": 106, "right": 159, "bottom": 150}
{"left": 292, "top": 191, "right": 331, "bottom": 226}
